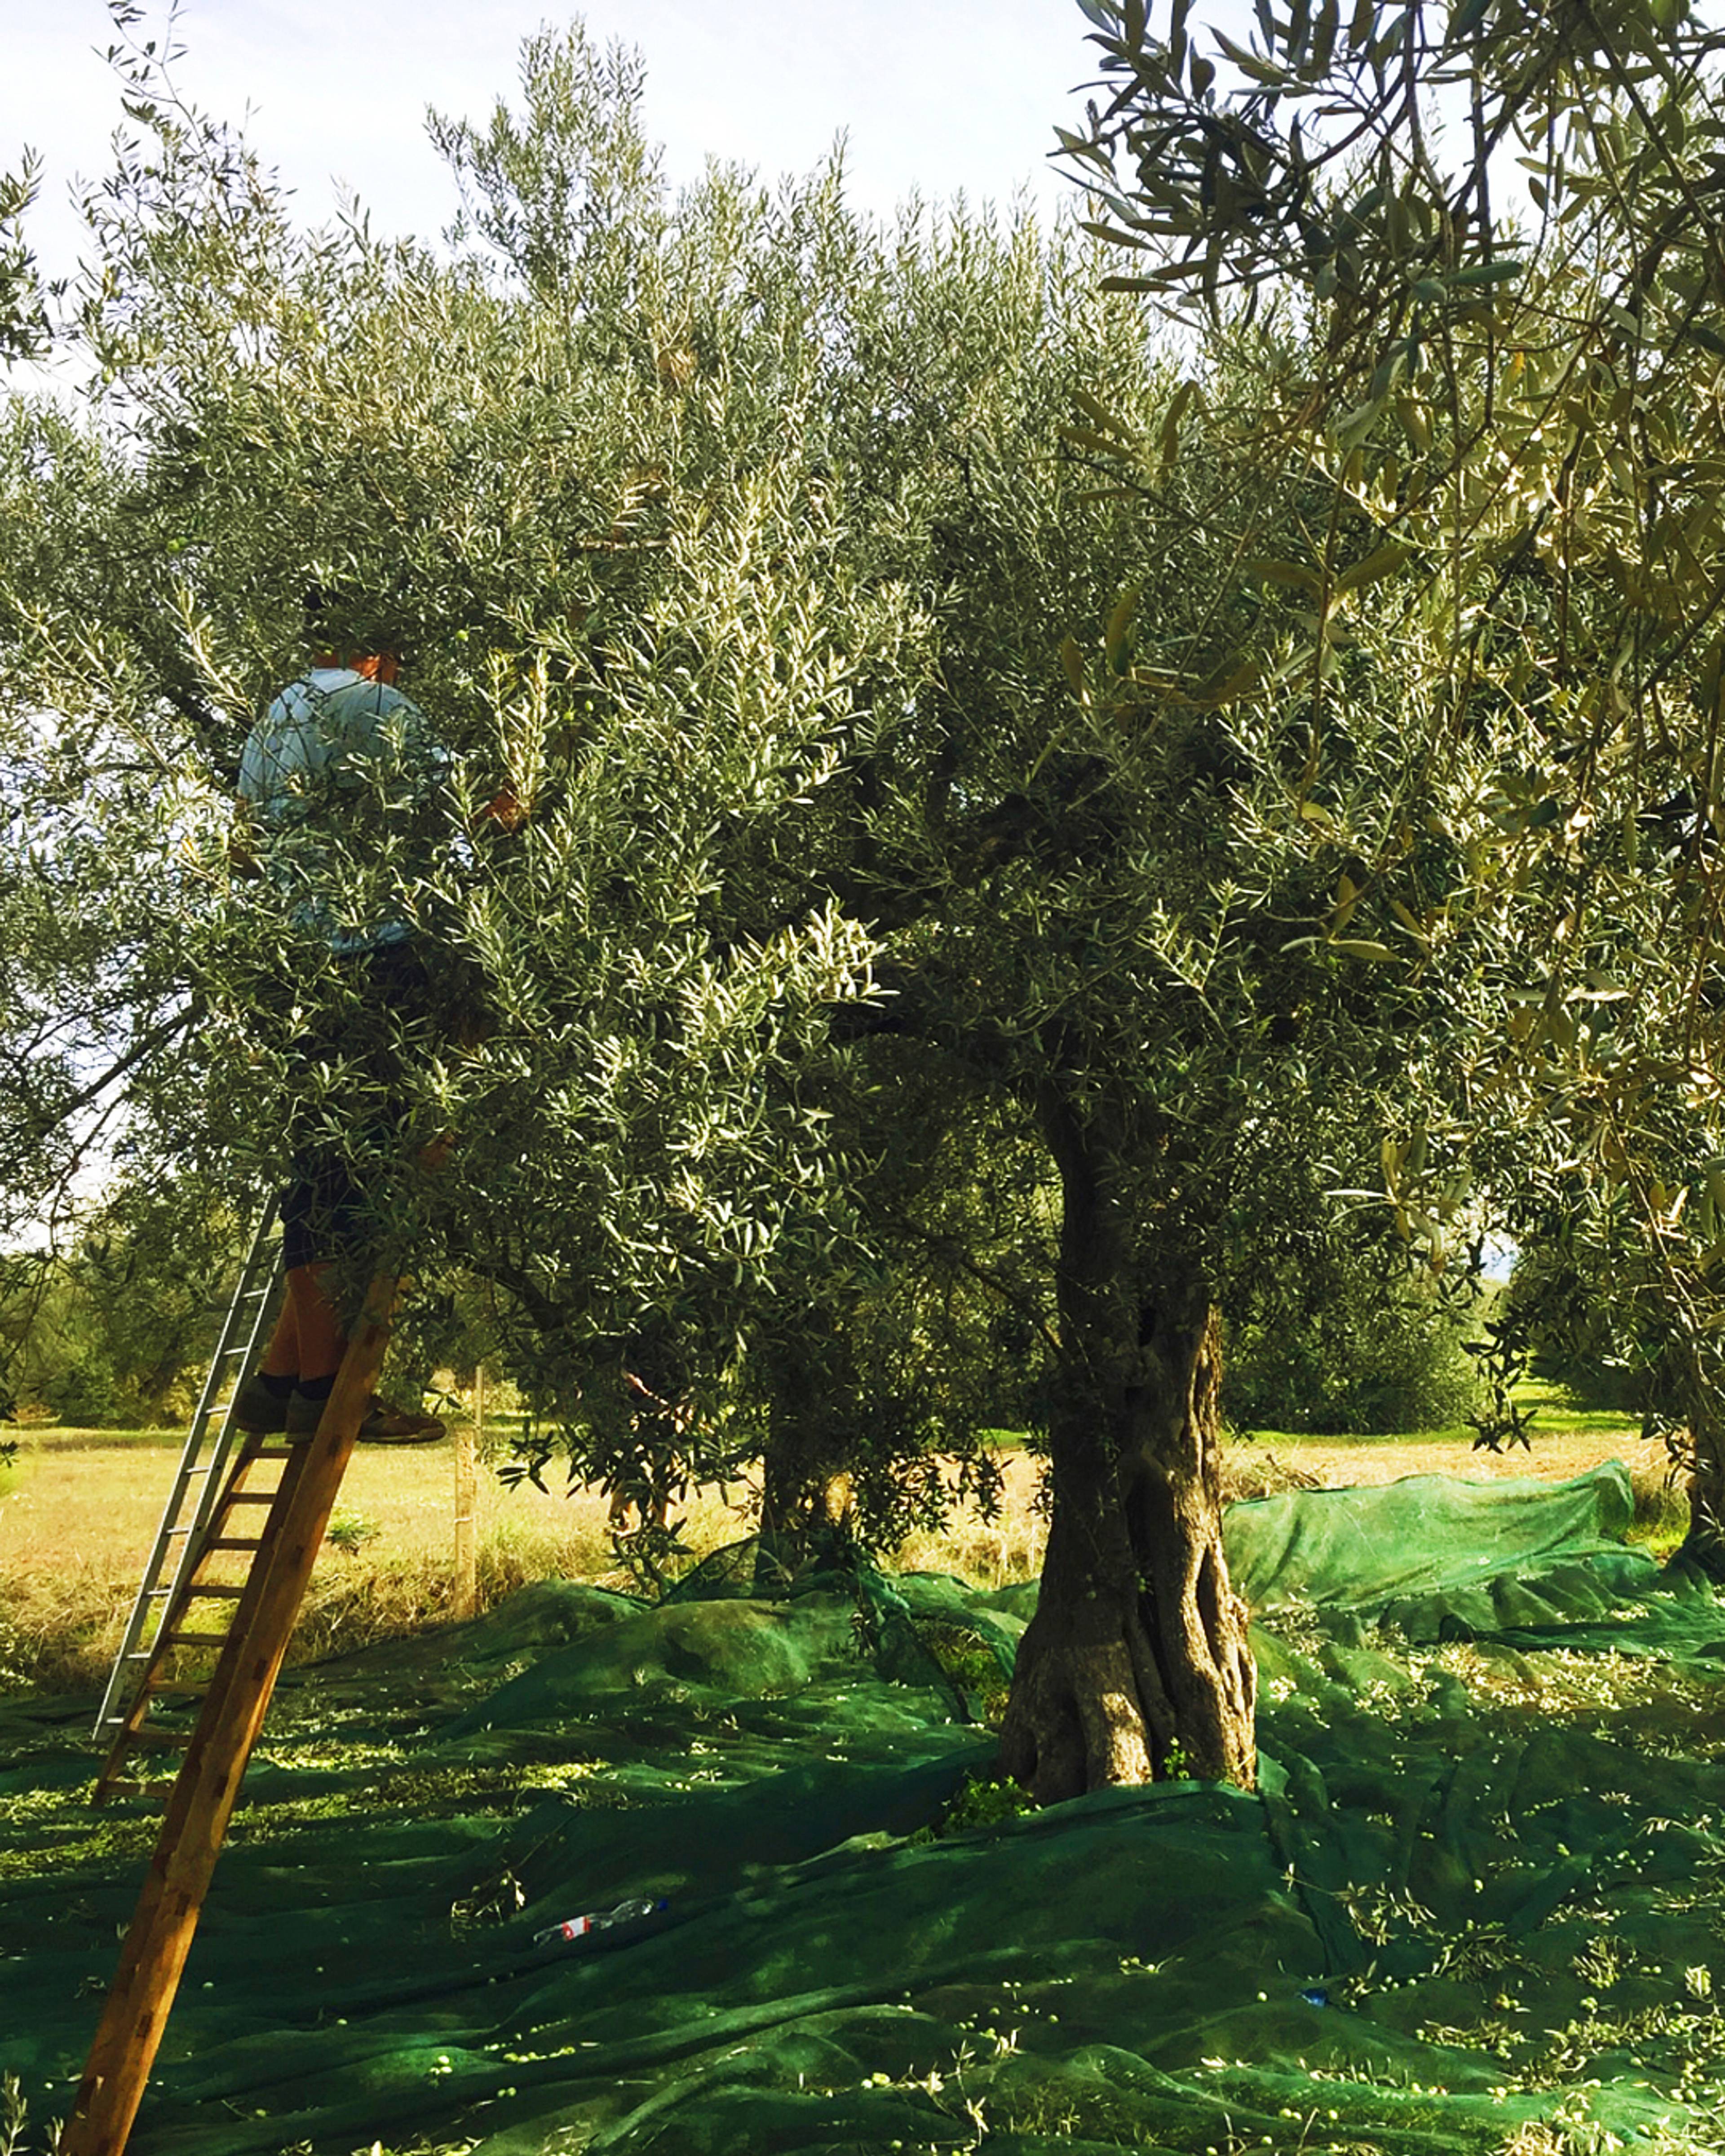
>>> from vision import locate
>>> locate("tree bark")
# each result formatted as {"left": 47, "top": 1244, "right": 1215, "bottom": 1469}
{"left": 756, "top": 1389, "right": 850, "bottom": 1592}
{"left": 998, "top": 1092, "right": 1256, "bottom": 1801}
{"left": 1677, "top": 1413, "right": 1725, "bottom": 1580}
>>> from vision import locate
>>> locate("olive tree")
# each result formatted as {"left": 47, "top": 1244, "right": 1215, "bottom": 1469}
{"left": 0, "top": 22, "right": 911, "bottom": 1462}
{"left": 1, "top": 8, "right": 1663, "bottom": 1801}
{"left": 1054, "top": 0, "right": 1725, "bottom": 1573}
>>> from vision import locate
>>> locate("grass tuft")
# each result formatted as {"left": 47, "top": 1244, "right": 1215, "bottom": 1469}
{"left": 1625, "top": 1458, "right": 1690, "bottom": 1558}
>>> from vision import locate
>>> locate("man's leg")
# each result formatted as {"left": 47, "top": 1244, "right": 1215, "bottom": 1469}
{"left": 284, "top": 1263, "right": 346, "bottom": 1382}
{"left": 236, "top": 1179, "right": 346, "bottom": 1431}
{"left": 252, "top": 1258, "right": 344, "bottom": 1378}
{"left": 256, "top": 1300, "right": 299, "bottom": 1382}
{"left": 279, "top": 1231, "right": 443, "bottom": 1446}
{"left": 255, "top": 1120, "right": 445, "bottom": 1445}
{"left": 234, "top": 1317, "right": 301, "bottom": 1431}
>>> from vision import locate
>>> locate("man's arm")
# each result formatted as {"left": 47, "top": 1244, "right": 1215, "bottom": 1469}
{"left": 474, "top": 785, "right": 525, "bottom": 834}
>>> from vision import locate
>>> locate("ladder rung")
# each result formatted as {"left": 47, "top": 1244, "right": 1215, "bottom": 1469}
{"left": 226, "top": 1493, "right": 278, "bottom": 1506}
{"left": 124, "top": 1726, "right": 192, "bottom": 1750}
{"left": 203, "top": 1537, "right": 265, "bottom": 1552}
{"left": 250, "top": 1445, "right": 299, "bottom": 1460}
{"left": 162, "top": 1630, "right": 229, "bottom": 1646}
{"left": 184, "top": 1585, "right": 246, "bottom": 1600}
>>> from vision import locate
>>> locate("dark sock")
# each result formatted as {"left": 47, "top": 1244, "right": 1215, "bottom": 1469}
{"left": 258, "top": 1371, "right": 296, "bottom": 1400}
{"left": 296, "top": 1373, "right": 337, "bottom": 1401}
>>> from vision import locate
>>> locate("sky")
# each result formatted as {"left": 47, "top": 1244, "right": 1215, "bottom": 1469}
{"left": 3, "top": 0, "right": 1106, "bottom": 303}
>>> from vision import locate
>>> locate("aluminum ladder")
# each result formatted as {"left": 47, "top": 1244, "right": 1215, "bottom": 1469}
{"left": 90, "top": 1199, "right": 284, "bottom": 1799}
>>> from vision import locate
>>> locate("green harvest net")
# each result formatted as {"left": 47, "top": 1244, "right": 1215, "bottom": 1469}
{"left": 8, "top": 1460, "right": 1725, "bottom": 2155}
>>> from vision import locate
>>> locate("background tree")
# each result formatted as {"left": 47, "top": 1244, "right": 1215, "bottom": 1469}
{"left": 1059, "top": 0, "right": 1725, "bottom": 1570}
{"left": 1491, "top": 1222, "right": 1663, "bottom": 1412}
{"left": 0, "top": 1178, "right": 243, "bottom": 1425}
{"left": 1224, "top": 1224, "right": 1486, "bottom": 1436}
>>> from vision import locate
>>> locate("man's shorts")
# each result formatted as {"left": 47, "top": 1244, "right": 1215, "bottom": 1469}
{"left": 280, "top": 940, "right": 431, "bottom": 1270}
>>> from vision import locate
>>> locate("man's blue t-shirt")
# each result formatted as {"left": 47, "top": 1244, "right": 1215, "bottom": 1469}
{"left": 239, "top": 668, "right": 449, "bottom": 955}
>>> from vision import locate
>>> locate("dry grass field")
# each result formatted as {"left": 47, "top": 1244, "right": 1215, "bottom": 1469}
{"left": 0, "top": 1418, "right": 752, "bottom": 1692}
{"left": 1225, "top": 1422, "right": 1665, "bottom": 1494}
{"left": 0, "top": 1395, "right": 1670, "bottom": 1696}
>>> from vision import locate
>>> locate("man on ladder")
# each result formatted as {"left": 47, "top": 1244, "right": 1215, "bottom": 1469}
{"left": 231, "top": 588, "right": 513, "bottom": 1443}
{"left": 61, "top": 596, "right": 522, "bottom": 2156}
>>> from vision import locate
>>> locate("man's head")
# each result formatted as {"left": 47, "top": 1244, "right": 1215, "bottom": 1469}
{"left": 303, "top": 582, "right": 404, "bottom": 681}
{"left": 329, "top": 650, "right": 400, "bottom": 685}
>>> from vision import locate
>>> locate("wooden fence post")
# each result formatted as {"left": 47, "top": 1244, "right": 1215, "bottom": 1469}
{"left": 454, "top": 1366, "right": 479, "bottom": 1621}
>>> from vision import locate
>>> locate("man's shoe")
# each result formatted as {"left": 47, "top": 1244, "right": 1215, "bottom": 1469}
{"left": 284, "top": 1390, "right": 446, "bottom": 1444}
{"left": 357, "top": 1398, "right": 447, "bottom": 1445}
{"left": 232, "top": 1375, "right": 291, "bottom": 1434}
{"left": 283, "top": 1389, "right": 328, "bottom": 1440}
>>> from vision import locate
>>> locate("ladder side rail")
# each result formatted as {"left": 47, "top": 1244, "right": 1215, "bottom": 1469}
{"left": 90, "top": 1203, "right": 280, "bottom": 1741}
{"left": 89, "top": 1381, "right": 257, "bottom": 1743}
{"left": 90, "top": 1539, "right": 187, "bottom": 1742}
{"left": 60, "top": 1279, "right": 396, "bottom": 2156}
{"left": 156, "top": 1234, "right": 284, "bottom": 1618}
{"left": 88, "top": 1404, "right": 231, "bottom": 1744}
{"left": 92, "top": 1435, "right": 277, "bottom": 1799}
{"left": 169, "top": 1197, "right": 283, "bottom": 1466}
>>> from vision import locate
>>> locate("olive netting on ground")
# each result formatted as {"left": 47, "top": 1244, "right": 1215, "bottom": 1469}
{"left": 7, "top": 1461, "right": 1725, "bottom": 2154}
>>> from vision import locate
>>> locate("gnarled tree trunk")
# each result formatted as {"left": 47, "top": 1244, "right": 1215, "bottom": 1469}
{"left": 999, "top": 1092, "right": 1255, "bottom": 1802}
{"left": 1644, "top": 1337, "right": 1725, "bottom": 1581}
{"left": 756, "top": 1380, "right": 853, "bottom": 1593}
{"left": 1677, "top": 1414, "right": 1725, "bottom": 1580}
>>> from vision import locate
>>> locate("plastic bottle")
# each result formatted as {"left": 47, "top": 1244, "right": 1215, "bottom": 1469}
{"left": 533, "top": 1896, "right": 664, "bottom": 1947}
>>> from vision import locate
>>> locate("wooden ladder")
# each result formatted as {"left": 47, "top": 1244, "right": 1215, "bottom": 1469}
{"left": 58, "top": 1276, "right": 398, "bottom": 2156}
